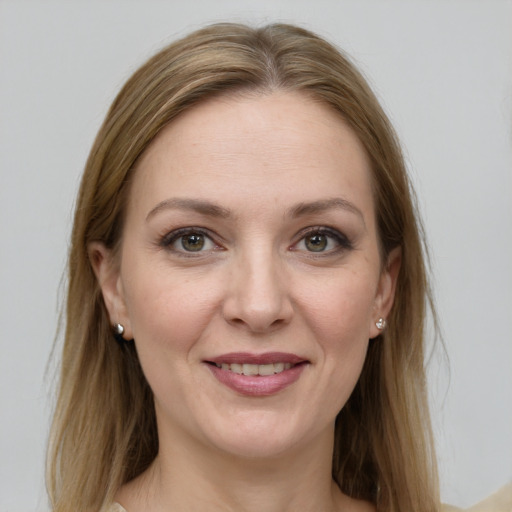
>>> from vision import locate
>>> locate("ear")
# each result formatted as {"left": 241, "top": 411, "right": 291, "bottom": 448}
{"left": 369, "top": 246, "right": 401, "bottom": 339}
{"left": 88, "top": 242, "right": 133, "bottom": 340}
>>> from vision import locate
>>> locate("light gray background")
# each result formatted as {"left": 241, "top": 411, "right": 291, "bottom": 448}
{"left": 1, "top": 1, "right": 511, "bottom": 510}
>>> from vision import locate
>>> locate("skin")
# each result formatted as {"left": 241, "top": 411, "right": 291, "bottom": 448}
{"left": 91, "top": 91, "right": 400, "bottom": 512}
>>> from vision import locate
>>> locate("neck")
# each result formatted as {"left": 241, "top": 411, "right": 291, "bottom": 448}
{"left": 117, "top": 423, "right": 348, "bottom": 512}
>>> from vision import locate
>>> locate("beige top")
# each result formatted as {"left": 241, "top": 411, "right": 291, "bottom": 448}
{"left": 441, "top": 483, "right": 512, "bottom": 512}
{"left": 107, "top": 482, "right": 512, "bottom": 512}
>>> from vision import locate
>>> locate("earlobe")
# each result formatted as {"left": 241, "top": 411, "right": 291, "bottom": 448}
{"left": 88, "top": 242, "right": 133, "bottom": 340}
{"left": 369, "top": 246, "right": 401, "bottom": 339}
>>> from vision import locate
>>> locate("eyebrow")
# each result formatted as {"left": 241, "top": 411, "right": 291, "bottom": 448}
{"left": 289, "top": 198, "right": 365, "bottom": 225}
{"left": 146, "top": 198, "right": 231, "bottom": 221}
{"left": 146, "top": 196, "right": 365, "bottom": 224}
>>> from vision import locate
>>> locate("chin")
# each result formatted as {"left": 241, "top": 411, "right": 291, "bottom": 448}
{"left": 199, "top": 410, "right": 323, "bottom": 460}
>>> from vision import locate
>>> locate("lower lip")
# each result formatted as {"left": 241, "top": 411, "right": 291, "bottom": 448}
{"left": 206, "top": 363, "right": 307, "bottom": 397}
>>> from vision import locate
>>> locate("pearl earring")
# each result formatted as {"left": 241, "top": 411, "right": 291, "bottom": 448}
{"left": 113, "top": 323, "right": 125, "bottom": 336}
{"left": 376, "top": 318, "right": 386, "bottom": 330}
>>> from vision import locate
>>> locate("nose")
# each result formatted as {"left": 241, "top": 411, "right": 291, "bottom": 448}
{"left": 222, "top": 248, "right": 293, "bottom": 333}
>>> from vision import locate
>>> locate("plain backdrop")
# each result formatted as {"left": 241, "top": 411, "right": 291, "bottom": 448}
{"left": 1, "top": 1, "right": 511, "bottom": 510}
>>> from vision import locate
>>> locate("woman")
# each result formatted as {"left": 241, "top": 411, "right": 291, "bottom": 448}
{"left": 47, "top": 23, "right": 439, "bottom": 512}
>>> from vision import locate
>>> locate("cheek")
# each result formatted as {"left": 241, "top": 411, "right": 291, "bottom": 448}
{"left": 299, "top": 271, "right": 377, "bottom": 344}
{"left": 121, "top": 265, "right": 224, "bottom": 406}
{"left": 121, "top": 259, "right": 222, "bottom": 352}
{"left": 297, "top": 273, "right": 376, "bottom": 397}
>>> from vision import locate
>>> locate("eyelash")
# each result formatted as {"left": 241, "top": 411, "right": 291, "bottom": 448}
{"left": 159, "top": 227, "right": 221, "bottom": 256}
{"left": 159, "top": 226, "right": 353, "bottom": 256}
{"left": 292, "top": 227, "right": 353, "bottom": 255}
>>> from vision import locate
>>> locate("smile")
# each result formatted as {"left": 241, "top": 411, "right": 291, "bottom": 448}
{"left": 205, "top": 353, "right": 308, "bottom": 396}
{"left": 212, "top": 362, "right": 294, "bottom": 376}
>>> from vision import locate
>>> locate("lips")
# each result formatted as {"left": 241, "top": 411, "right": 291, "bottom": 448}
{"left": 205, "top": 352, "right": 308, "bottom": 396}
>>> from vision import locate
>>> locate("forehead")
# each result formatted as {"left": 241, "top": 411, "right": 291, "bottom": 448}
{"left": 130, "top": 91, "right": 374, "bottom": 218}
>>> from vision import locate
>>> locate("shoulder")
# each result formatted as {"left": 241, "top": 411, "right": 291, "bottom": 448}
{"left": 442, "top": 483, "right": 512, "bottom": 512}
{"left": 106, "top": 484, "right": 512, "bottom": 512}
{"left": 105, "top": 504, "right": 128, "bottom": 512}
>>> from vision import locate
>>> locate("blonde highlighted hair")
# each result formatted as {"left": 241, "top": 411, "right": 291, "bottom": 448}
{"left": 48, "top": 22, "right": 439, "bottom": 512}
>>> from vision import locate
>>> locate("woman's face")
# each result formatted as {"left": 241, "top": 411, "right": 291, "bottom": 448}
{"left": 95, "top": 91, "right": 399, "bottom": 459}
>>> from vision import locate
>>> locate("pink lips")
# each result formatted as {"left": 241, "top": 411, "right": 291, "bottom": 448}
{"left": 205, "top": 352, "right": 308, "bottom": 397}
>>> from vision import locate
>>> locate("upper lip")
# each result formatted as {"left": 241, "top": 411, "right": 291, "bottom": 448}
{"left": 206, "top": 352, "right": 307, "bottom": 365}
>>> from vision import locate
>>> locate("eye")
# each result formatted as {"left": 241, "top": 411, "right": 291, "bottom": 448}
{"left": 304, "top": 233, "right": 329, "bottom": 252}
{"left": 180, "top": 233, "right": 207, "bottom": 252}
{"left": 293, "top": 228, "right": 352, "bottom": 254}
{"left": 161, "top": 228, "right": 219, "bottom": 254}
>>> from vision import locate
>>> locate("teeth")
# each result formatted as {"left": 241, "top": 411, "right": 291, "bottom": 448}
{"left": 258, "top": 364, "right": 275, "bottom": 376}
{"left": 214, "top": 362, "right": 294, "bottom": 376}
{"left": 243, "top": 363, "right": 259, "bottom": 376}
{"left": 230, "top": 363, "right": 243, "bottom": 374}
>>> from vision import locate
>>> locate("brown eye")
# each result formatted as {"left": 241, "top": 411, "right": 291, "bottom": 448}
{"left": 292, "top": 228, "right": 352, "bottom": 255}
{"left": 305, "top": 234, "right": 328, "bottom": 252}
{"left": 162, "top": 228, "right": 219, "bottom": 255}
{"left": 181, "top": 233, "right": 205, "bottom": 251}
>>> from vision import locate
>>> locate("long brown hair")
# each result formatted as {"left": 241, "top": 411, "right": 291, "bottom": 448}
{"left": 47, "top": 22, "right": 439, "bottom": 512}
